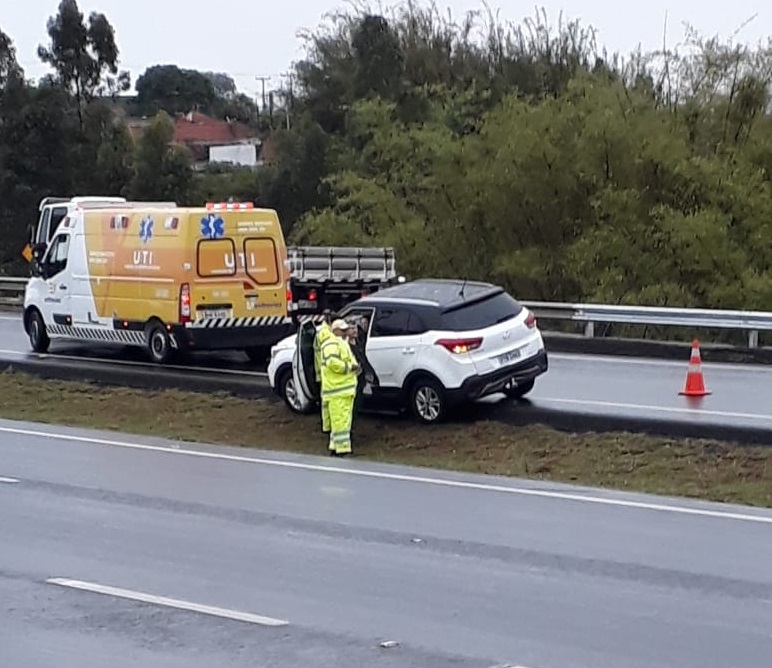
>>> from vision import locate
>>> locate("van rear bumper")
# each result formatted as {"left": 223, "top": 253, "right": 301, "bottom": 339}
{"left": 171, "top": 322, "right": 295, "bottom": 351}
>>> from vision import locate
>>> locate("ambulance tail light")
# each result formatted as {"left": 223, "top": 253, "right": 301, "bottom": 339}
{"left": 286, "top": 283, "right": 293, "bottom": 306}
{"left": 307, "top": 289, "right": 317, "bottom": 301}
{"left": 180, "top": 283, "right": 191, "bottom": 323}
{"left": 435, "top": 337, "right": 483, "bottom": 354}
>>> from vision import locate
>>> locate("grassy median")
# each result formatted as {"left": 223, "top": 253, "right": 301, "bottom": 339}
{"left": 0, "top": 369, "right": 771, "bottom": 508}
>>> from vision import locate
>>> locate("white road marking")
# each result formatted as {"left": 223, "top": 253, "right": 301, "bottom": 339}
{"left": 3, "top": 424, "right": 772, "bottom": 525}
{"left": 0, "top": 349, "right": 268, "bottom": 378}
{"left": 540, "top": 397, "right": 772, "bottom": 424}
{"left": 0, "top": 476, "right": 19, "bottom": 483}
{"left": 46, "top": 578, "right": 288, "bottom": 626}
{"left": 549, "top": 351, "right": 772, "bottom": 373}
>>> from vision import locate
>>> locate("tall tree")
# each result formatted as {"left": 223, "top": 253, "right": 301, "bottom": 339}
{"left": 351, "top": 14, "right": 404, "bottom": 99}
{"left": 0, "top": 28, "right": 23, "bottom": 90}
{"left": 37, "top": 0, "right": 129, "bottom": 126}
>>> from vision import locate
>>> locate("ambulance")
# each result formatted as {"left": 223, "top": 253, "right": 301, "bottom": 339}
{"left": 23, "top": 201, "right": 293, "bottom": 363}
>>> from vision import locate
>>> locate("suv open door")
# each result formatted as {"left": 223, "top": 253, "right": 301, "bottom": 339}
{"left": 292, "top": 319, "right": 320, "bottom": 410}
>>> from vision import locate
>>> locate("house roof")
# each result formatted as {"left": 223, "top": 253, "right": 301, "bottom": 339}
{"left": 173, "top": 111, "right": 255, "bottom": 144}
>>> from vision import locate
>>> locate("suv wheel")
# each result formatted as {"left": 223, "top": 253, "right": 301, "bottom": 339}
{"left": 409, "top": 377, "right": 446, "bottom": 424}
{"left": 503, "top": 378, "right": 535, "bottom": 399}
{"left": 278, "top": 367, "right": 308, "bottom": 414}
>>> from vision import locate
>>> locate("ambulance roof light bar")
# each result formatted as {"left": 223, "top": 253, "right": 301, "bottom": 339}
{"left": 205, "top": 202, "right": 254, "bottom": 211}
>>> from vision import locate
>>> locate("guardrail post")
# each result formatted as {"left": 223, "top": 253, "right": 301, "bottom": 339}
{"left": 584, "top": 321, "right": 595, "bottom": 338}
{"left": 748, "top": 330, "right": 759, "bottom": 349}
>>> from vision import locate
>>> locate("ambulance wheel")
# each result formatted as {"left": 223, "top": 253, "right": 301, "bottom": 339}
{"left": 146, "top": 322, "right": 174, "bottom": 364}
{"left": 27, "top": 310, "right": 50, "bottom": 354}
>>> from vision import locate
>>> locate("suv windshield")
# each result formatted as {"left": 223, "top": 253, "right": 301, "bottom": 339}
{"left": 440, "top": 291, "right": 523, "bottom": 331}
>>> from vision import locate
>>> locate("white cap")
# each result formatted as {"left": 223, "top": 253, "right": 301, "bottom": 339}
{"left": 331, "top": 319, "right": 349, "bottom": 331}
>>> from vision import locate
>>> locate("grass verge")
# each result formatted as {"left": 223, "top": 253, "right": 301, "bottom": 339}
{"left": 1, "top": 370, "right": 771, "bottom": 508}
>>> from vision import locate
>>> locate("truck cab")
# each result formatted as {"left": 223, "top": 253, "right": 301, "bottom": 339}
{"left": 23, "top": 197, "right": 177, "bottom": 270}
{"left": 24, "top": 197, "right": 127, "bottom": 266}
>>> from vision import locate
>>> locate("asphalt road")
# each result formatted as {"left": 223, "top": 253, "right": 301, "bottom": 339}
{"left": 2, "top": 313, "right": 772, "bottom": 438}
{"left": 1, "top": 418, "right": 772, "bottom": 667}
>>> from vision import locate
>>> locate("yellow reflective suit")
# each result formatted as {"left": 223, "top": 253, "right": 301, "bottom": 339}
{"left": 313, "top": 322, "right": 334, "bottom": 433}
{"left": 319, "top": 334, "right": 358, "bottom": 454}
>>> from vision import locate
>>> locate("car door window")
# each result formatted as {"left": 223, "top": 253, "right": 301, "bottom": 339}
{"left": 370, "top": 308, "right": 424, "bottom": 337}
{"left": 45, "top": 234, "right": 70, "bottom": 277}
{"left": 340, "top": 308, "right": 375, "bottom": 337}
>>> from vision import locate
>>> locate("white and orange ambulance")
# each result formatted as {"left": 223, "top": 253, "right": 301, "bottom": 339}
{"left": 23, "top": 201, "right": 293, "bottom": 363}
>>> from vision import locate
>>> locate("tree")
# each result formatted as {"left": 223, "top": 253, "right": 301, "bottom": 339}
{"left": 0, "top": 28, "right": 23, "bottom": 90}
{"left": 130, "top": 111, "right": 194, "bottom": 202}
{"left": 351, "top": 14, "right": 404, "bottom": 99}
{"left": 37, "top": 0, "right": 129, "bottom": 126}
{"left": 135, "top": 65, "right": 217, "bottom": 116}
{"left": 203, "top": 71, "right": 237, "bottom": 99}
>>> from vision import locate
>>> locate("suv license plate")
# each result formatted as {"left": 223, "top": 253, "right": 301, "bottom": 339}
{"left": 202, "top": 309, "right": 232, "bottom": 320}
{"left": 498, "top": 349, "right": 521, "bottom": 365}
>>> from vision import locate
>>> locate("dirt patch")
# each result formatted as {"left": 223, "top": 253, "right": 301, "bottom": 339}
{"left": 1, "top": 370, "right": 770, "bottom": 507}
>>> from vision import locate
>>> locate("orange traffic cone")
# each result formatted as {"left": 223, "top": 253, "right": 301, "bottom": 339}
{"left": 679, "top": 339, "right": 711, "bottom": 397}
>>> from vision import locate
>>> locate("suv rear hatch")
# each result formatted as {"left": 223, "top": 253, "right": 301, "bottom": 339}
{"left": 438, "top": 290, "right": 541, "bottom": 376}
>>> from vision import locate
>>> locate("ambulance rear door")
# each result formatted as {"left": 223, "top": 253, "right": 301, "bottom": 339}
{"left": 192, "top": 204, "right": 286, "bottom": 324}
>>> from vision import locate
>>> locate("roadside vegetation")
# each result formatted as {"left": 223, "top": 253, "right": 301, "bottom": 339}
{"left": 3, "top": 2, "right": 772, "bottom": 323}
{"left": 1, "top": 370, "right": 770, "bottom": 508}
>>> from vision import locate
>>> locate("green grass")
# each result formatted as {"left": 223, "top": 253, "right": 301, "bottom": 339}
{"left": 1, "top": 370, "right": 771, "bottom": 507}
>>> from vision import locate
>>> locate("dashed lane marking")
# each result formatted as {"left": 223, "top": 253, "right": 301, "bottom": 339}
{"left": 46, "top": 578, "right": 289, "bottom": 626}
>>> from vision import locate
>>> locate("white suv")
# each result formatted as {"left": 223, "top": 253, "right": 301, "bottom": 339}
{"left": 267, "top": 278, "right": 548, "bottom": 424}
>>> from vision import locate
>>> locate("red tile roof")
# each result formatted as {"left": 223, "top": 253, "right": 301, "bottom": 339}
{"left": 173, "top": 111, "right": 255, "bottom": 144}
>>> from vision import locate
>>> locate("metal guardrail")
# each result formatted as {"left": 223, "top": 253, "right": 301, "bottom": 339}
{"left": 525, "top": 302, "right": 772, "bottom": 348}
{"left": 0, "top": 277, "right": 26, "bottom": 308}
{"left": 2, "top": 277, "right": 771, "bottom": 348}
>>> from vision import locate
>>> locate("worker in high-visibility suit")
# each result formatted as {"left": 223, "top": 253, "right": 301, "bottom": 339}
{"left": 313, "top": 318, "right": 335, "bottom": 435}
{"left": 320, "top": 319, "right": 359, "bottom": 456}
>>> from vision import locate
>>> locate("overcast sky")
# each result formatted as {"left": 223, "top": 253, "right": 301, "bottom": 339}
{"left": 4, "top": 0, "right": 770, "bottom": 97}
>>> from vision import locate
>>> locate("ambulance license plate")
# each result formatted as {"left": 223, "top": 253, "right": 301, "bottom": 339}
{"left": 298, "top": 300, "right": 318, "bottom": 309}
{"left": 497, "top": 349, "right": 521, "bottom": 365}
{"left": 202, "top": 308, "right": 232, "bottom": 320}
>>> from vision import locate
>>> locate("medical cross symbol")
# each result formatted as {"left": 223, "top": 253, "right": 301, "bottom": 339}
{"left": 139, "top": 216, "right": 154, "bottom": 243}
{"left": 200, "top": 214, "right": 225, "bottom": 239}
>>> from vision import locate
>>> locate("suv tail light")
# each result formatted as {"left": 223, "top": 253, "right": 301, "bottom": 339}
{"left": 435, "top": 337, "right": 483, "bottom": 354}
{"left": 179, "top": 283, "right": 191, "bottom": 323}
{"left": 525, "top": 309, "right": 537, "bottom": 329}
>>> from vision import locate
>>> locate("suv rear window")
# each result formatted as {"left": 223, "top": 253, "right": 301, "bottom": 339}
{"left": 440, "top": 291, "right": 523, "bottom": 331}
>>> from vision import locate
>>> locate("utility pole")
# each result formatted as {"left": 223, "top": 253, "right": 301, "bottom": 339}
{"left": 254, "top": 76, "right": 270, "bottom": 112}
{"left": 280, "top": 72, "right": 294, "bottom": 130}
